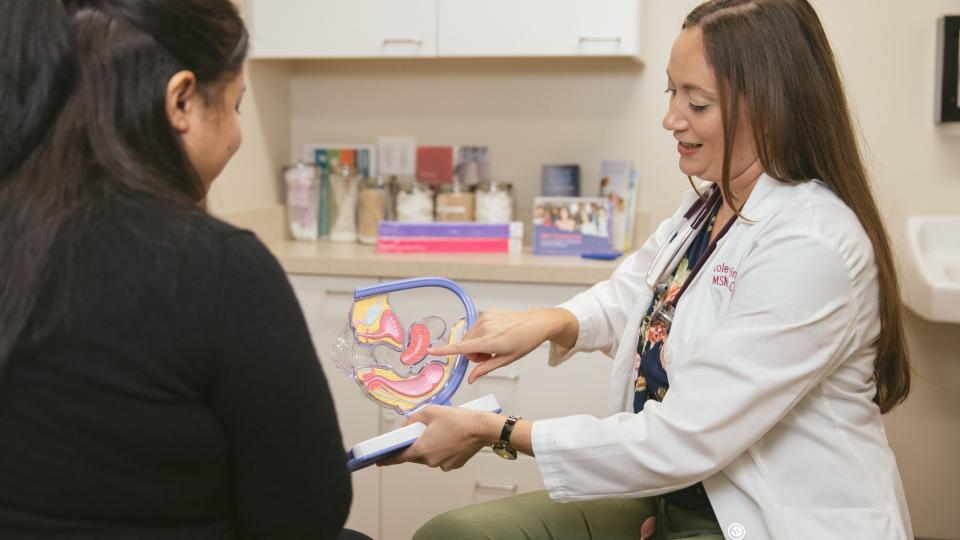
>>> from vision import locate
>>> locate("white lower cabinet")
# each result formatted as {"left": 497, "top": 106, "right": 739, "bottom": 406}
{"left": 288, "top": 275, "right": 382, "bottom": 538}
{"left": 290, "top": 275, "right": 611, "bottom": 540}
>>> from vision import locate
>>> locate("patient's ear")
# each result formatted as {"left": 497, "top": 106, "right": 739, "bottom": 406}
{"left": 166, "top": 70, "right": 200, "bottom": 135}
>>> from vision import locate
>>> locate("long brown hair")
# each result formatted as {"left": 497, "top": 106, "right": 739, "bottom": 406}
{"left": 683, "top": 0, "right": 910, "bottom": 413}
{"left": 0, "top": 0, "right": 248, "bottom": 376}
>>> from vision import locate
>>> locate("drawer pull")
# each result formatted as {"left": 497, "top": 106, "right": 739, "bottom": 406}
{"left": 484, "top": 373, "right": 519, "bottom": 382}
{"left": 324, "top": 289, "right": 356, "bottom": 297}
{"left": 383, "top": 38, "right": 423, "bottom": 45}
{"left": 475, "top": 481, "right": 518, "bottom": 493}
{"left": 578, "top": 36, "right": 622, "bottom": 43}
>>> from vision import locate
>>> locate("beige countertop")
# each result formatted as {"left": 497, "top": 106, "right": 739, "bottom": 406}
{"left": 219, "top": 205, "right": 623, "bottom": 285}
{"left": 267, "top": 238, "right": 620, "bottom": 285}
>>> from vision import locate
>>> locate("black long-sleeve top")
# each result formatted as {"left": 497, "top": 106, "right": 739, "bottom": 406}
{"left": 0, "top": 197, "right": 351, "bottom": 539}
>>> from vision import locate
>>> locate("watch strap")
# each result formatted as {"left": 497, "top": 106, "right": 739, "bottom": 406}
{"left": 498, "top": 415, "right": 521, "bottom": 447}
{"left": 492, "top": 415, "right": 522, "bottom": 460}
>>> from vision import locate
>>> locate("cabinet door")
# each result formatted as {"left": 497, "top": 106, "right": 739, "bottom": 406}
{"left": 437, "top": 0, "right": 641, "bottom": 58}
{"left": 288, "top": 274, "right": 382, "bottom": 539}
{"left": 451, "top": 281, "right": 613, "bottom": 421}
{"left": 380, "top": 280, "right": 613, "bottom": 540}
{"left": 248, "top": 0, "right": 437, "bottom": 59}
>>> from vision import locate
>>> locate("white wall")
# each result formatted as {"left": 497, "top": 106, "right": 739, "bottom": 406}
{"left": 217, "top": 1, "right": 960, "bottom": 537}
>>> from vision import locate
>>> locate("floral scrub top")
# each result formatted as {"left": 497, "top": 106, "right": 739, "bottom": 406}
{"left": 634, "top": 203, "right": 719, "bottom": 514}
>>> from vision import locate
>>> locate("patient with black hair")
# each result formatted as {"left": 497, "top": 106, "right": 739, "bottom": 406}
{"left": 0, "top": 1, "right": 361, "bottom": 538}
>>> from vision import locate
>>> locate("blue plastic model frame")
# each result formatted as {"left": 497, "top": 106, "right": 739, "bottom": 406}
{"left": 352, "top": 276, "right": 478, "bottom": 413}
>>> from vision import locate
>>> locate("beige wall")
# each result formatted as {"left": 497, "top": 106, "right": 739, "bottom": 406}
{"left": 206, "top": 0, "right": 291, "bottom": 214}
{"left": 284, "top": 0, "right": 703, "bottom": 229}
{"left": 206, "top": 59, "right": 291, "bottom": 213}
{"left": 218, "top": 1, "right": 960, "bottom": 537}
{"left": 890, "top": 312, "right": 960, "bottom": 539}
{"left": 814, "top": 2, "right": 960, "bottom": 538}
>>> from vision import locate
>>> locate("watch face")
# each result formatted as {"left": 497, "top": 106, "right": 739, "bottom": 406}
{"left": 492, "top": 444, "right": 518, "bottom": 460}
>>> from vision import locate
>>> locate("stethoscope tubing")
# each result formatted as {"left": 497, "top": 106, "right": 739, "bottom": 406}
{"left": 646, "top": 186, "right": 721, "bottom": 291}
{"left": 648, "top": 186, "right": 737, "bottom": 330}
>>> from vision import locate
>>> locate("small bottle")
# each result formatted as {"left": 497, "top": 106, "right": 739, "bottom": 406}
{"left": 283, "top": 162, "right": 321, "bottom": 241}
{"left": 435, "top": 182, "right": 475, "bottom": 222}
{"left": 475, "top": 180, "right": 514, "bottom": 223}
{"left": 358, "top": 176, "right": 394, "bottom": 245}
{"left": 396, "top": 180, "right": 434, "bottom": 222}
{"left": 329, "top": 150, "right": 362, "bottom": 243}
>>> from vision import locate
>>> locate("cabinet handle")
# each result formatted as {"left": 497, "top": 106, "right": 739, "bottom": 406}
{"left": 578, "top": 36, "right": 622, "bottom": 43}
{"left": 382, "top": 38, "right": 423, "bottom": 45}
{"left": 324, "top": 289, "right": 356, "bottom": 297}
{"left": 474, "top": 481, "right": 518, "bottom": 493}
{"left": 483, "top": 373, "right": 520, "bottom": 382}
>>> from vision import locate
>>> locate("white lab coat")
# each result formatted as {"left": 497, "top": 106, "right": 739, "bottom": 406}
{"left": 532, "top": 174, "right": 913, "bottom": 540}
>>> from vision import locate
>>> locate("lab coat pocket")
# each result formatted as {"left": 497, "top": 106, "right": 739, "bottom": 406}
{"left": 780, "top": 506, "right": 900, "bottom": 540}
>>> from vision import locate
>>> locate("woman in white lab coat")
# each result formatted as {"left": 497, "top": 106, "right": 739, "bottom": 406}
{"left": 384, "top": 1, "right": 914, "bottom": 538}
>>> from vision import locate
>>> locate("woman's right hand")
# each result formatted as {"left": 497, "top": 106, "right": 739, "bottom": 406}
{"left": 428, "top": 308, "right": 579, "bottom": 383}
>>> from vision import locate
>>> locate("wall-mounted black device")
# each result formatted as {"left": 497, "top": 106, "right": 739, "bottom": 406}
{"left": 936, "top": 15, "right": 960, "bottom": 123}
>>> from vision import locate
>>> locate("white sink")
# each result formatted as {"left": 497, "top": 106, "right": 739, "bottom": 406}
{"left": 901, "top": 216, "right": 960, "bottom": 323}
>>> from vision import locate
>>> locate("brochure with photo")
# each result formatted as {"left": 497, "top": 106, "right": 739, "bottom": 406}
{"left": 541, "top": 164, "right": 580, "bottom": 197}
{"left": 599, "top": 159, "right": 639, "bottom": 252}
{"left": 533, "top": 196, "right": 613, "bottom": 256}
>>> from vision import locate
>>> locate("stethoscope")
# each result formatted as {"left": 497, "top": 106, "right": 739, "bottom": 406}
{"left": 645, "top": 185, "right": 738, "bottom": 331}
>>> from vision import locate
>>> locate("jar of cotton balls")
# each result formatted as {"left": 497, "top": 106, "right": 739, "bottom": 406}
{"left": 474, "top": 180, "right": 514, "bottom": 223}
{"left": 395, "top": 180, "right": 435, "bottom": 222}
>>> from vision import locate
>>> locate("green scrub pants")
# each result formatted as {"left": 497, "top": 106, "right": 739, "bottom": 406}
{"left": 412, "top": 490, "right": 723, "bottom": 540}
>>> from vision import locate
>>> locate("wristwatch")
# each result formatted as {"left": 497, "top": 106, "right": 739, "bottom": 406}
{"left": 492, "top": 415, "right": 522, "bottom": 460}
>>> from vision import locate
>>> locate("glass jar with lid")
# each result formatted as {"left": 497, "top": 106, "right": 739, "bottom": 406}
{"left": 328, "top": 150, "right": 363, "bottom": 242}
{"left": 435, "top": 182, "right": 475, "bottom": 222}
{"left": 283, "top": 162, "right": 321, "bottom": 241}
{"left": 395, "top": 179, "right": 434, "bottom": 222}
{"left": 475, "top": 180, "right": 514, "bottom": 223}
{"left": 358, "top": 175, "right": 394, "bottom": 245}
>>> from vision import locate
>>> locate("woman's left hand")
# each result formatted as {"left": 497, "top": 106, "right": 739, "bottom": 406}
{"left": 378, "top": 406, "right": 502, "bottom": 471}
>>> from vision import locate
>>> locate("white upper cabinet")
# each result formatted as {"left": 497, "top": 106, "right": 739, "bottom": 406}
{"left": 247, "top": 0, "right": 642, "bottom": 61}
{"left": 437, "top": 0, "right": 641, "bottom": 59}
{"left": 248, "top": 0, "right": 437, "bottom": 59}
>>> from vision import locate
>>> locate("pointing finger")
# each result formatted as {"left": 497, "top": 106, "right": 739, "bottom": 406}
{"left": 467, "top": 355, "right": 515, "bottom": 384}
{"left": 428, "top": 337, "right": 493, "bottom": 357}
